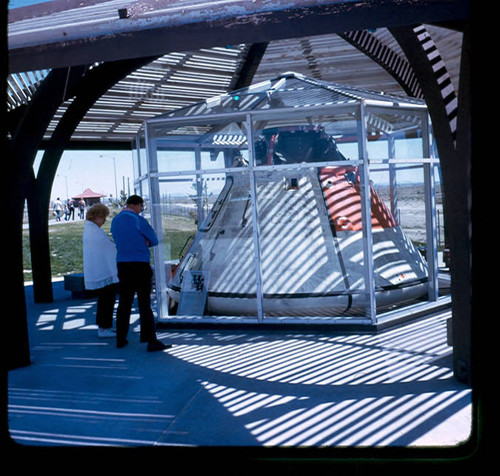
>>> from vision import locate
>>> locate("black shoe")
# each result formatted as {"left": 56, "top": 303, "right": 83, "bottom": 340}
{"left": 116, "top": 340, "right": 128, "bottom": 348}
{"left": 147, "top": 340, "right": 172, "bottom": 352}
{"left": 140, "top": 334, "right": 157, "bottom": 343}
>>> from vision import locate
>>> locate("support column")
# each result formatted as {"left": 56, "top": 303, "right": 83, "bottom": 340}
{"left": 387, "top": 133, "right": 398, "bottom": 222}
{"left": 449, "top": 26, "right": 472, "bottom": 385}
{"left": 28, "top": 57, "right": 156, "bottom": 303}
{"left": 358, "top": 102, "right": 376, "bottom": 324}
{"left": 247, "top": 113, "right": 264, "bottom": 321}
{"left": 390, "top": 25, "right": 471, "bottom": 384}
{"left": 422, "top": 112, "right": 439, "bottom": 302}
{"left": 8, "top": 58, "right": 156, "bottom": 368}
{"left": 7, "top": 67, "right": 84, "bottom": 368}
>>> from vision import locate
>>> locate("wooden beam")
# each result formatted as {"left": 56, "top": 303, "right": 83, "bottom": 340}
{"left": 9, "top": 0, "right": 470, "bottom": 73}
{"left": 231, "top": 43, "right": 269, "bottom": 91}
{"left": 29, "top": 56, "right": 157, "bottom": 303}
{"left": 449, "top": 26, "right": 472, "bottom": 385}
{"left": 7, "top": 66, "right": 86, "bottom": 368}
{"left": 390, "top": 24, "right": 470, "bottom": 384}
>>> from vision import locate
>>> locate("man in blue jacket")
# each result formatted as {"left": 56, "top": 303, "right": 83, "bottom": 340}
{"left": 111, "top": 195, "right": 171, "bottom": 352}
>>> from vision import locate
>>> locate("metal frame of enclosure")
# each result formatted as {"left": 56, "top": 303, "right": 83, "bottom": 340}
{"left": 134, "top": 73, "right": 445, "bottom": 326}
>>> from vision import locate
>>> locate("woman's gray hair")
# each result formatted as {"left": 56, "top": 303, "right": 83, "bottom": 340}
{"left": 86, "top": 203, "right": 110, "bottom": 223}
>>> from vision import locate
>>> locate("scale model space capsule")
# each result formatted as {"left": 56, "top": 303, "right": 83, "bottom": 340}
{"left": 166, "top": 127, "right": 429, "bottom": 317}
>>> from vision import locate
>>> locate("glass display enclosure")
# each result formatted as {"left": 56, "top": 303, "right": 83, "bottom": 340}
{"left": 134, "top": 72, "right": 444, "bottom": 325}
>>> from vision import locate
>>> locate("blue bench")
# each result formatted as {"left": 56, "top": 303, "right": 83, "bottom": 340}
{"left": 63, "top": 273, "right": 99, "bottom": 299}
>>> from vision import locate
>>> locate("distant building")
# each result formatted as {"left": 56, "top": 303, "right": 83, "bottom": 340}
{"left": 72, "top": 188, "right": 106, "bottom": 206}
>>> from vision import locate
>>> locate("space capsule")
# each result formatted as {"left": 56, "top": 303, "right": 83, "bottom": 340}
{"left": 166, "top": 126, "right": 428, "bottom": 317}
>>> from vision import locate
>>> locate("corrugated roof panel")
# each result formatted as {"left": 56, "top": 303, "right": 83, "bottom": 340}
{"left": 7, "top": 69, "right": 49, "bottom": 110}
{"left": 6, "top": 1, "right": 462, "bottom": 145}
{"left": 12, "top": 43, "right": 251, "bottom": 141}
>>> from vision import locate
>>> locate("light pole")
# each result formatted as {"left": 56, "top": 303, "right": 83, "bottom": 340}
{"left": 99, "top": 154, "right": 118, "bottom": 200}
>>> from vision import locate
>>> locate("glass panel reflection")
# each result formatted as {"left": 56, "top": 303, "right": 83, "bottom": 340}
{"left": 165, "top": 169, "right": 258, "bottom": 318}
{"left": 139, "top": 73, "right": 442, "bottom": 323}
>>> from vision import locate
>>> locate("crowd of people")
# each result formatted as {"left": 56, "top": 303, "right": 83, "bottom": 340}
{"left": 53, "top": 197, "right": 86, "bottom": 221}
{"left": 82, "top": 196, "right": 172, "bottom": 352}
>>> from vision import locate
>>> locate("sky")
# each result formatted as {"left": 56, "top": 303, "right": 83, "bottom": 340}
{"left": 11, "top": 0, "right": 437, "bottom": 199}
{"left": 9, "top": 0, "right": 135, "bottom": 203}
{"left": 34, "top": 150, "right": 135, "bottom": 202}
{"left": 8, "top": 0, "right": 53, "bottom": 7}
{"left": 34, "top": 138, "right": 435, "bottom": 203}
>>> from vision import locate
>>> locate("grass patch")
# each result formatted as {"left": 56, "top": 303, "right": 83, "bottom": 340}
{"left": 23, "top": 221, "right": 89, "bottom": 281}
{"left": 163, "top": 215, "right": 197, "bottom": 260}
{"left": 23, "top": 215, "right": 196, "bottom": 282}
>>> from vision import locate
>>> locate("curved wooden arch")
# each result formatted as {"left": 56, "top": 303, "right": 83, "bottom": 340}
{"left": 346, "top": 25, "right": 470, "bottom": 384}
{"left": 7, "top": 65, "right": 87, "bottom": 369}
{"left": 339, "top": 26, "right": 471, "bottom": 384}
{"left": 28, "top": 56, "right": 157, "bottom": 303}
{"left": 341, "top": 26, "right": 458, "bottom": 147}
{"left": 340, "top": 30, "right": 423, "bottom": 99}
{"left": 388, "top": 25, "right": 470, "bottom": 384}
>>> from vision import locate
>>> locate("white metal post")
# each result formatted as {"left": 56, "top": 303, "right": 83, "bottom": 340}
{"left": 388, "top": 133, "right": 398, "bottom": 223}
{"left": 145, "top": 124, "right": 169, "bottom": 318}
{"left": 422, "top": 113, "right": 439, "bottom": 301}
{"left": 132, "top": 133, "right": 141, "bottom": 195}
{"left": 358, "top": 102, "right": 377, "bottom": 324}
{"left": 194, "top": 145, "right": 204, "bottom": 227}
{"left": 246, "top": 114, "right": 265, "bottom": 321}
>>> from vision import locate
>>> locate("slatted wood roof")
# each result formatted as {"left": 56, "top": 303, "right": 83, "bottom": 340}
{"left": 7, "top": 0, "right": 464, "bottom": 145}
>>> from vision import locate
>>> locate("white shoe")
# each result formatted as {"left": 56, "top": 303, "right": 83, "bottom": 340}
{"left": 98, "top": 328, "right": 115, "bottom": 338}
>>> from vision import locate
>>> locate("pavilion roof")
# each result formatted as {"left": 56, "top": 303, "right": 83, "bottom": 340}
{"left": 72, "top": 188, "right": 106, "bottom": 199}
{"left": 7, "top": 0, "right": 466, "bottom": 146}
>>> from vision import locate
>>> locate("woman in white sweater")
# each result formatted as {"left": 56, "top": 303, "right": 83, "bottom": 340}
{"left": 83, "top": 203, "right": 119, "bottom": 338}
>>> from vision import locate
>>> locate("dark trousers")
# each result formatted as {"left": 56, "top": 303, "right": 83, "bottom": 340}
{"left": 96, "top": 283, "right": 118, "bottom": 329}
{"left": 116, "top": 262, "right": 157, "bottom": 345}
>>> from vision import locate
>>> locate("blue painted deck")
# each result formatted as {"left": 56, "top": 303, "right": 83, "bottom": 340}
{"left": 8, "top": 280, "right": 471, "bottom": 451}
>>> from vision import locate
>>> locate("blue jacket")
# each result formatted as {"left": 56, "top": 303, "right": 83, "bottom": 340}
{"left": 111, "top": 209, "right": 158, "bottom": 263}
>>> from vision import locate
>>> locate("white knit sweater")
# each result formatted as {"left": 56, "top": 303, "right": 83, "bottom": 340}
{"left": 82, "top": 220, "right": 119, "bottom": 290}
